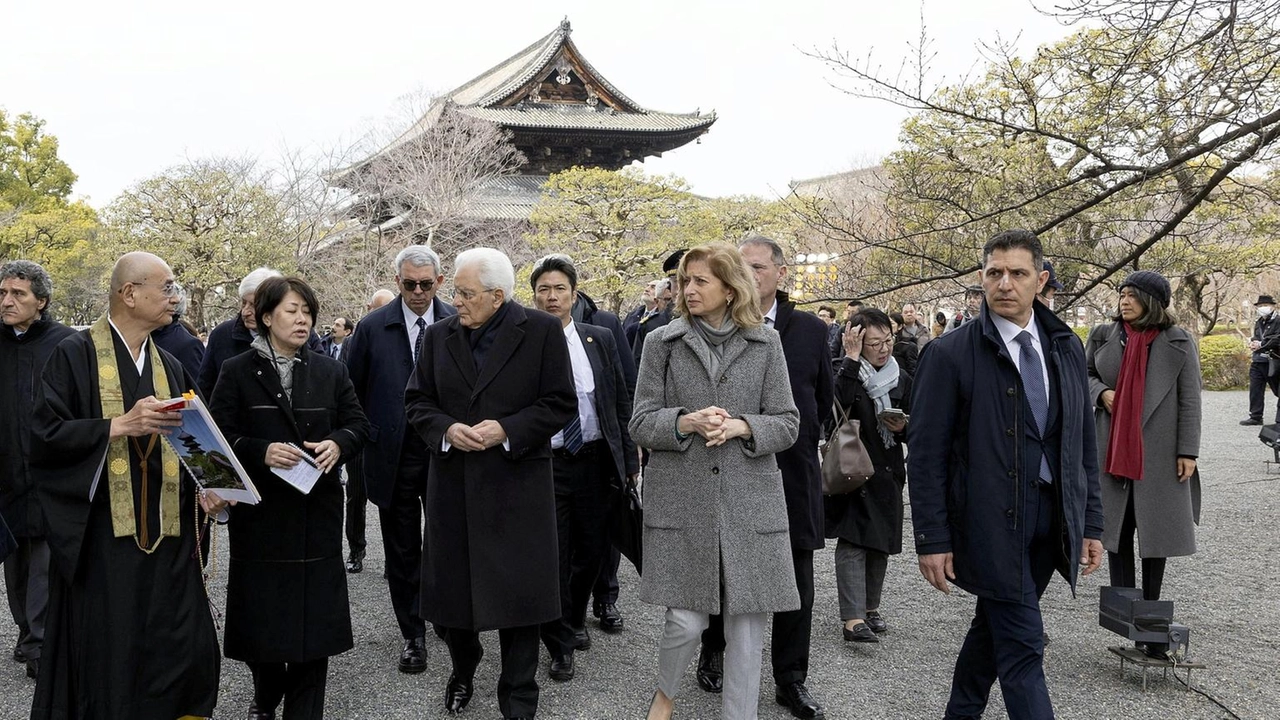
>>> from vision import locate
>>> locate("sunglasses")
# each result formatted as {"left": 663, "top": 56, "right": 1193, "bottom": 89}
{"left": 402, "top": 279, "right": 435, "bottom": 293}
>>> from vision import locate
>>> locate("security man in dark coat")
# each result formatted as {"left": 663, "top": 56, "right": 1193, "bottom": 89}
{"left": 908, "top": 229, "right": 1104, "bottom": 720}
{"left": 405, "top": 248, "right": 576, "bottom": 720}
{"left": 344, "top": 245, "right": 457, "bottom": 674}
{"left": 1242, "top": 294, "right": 1280, "bottom": 425}
{"left": 693, "top": 237, "right": 834, "bottom": 718}
{"left": 0, "top": 260, "right": 75, "bottom": 680}
{"left": 529, "top": 255, "right": 639, "bottom": 683}
{"left": 630, "top": 250, "right": 685, "bottom": 369}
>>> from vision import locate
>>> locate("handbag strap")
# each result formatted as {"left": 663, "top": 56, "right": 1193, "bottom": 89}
{"left": 826, "top": 396, "right": 854, "bottom": 446}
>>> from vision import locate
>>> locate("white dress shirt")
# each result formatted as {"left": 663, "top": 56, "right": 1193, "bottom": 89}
{"left": 402, "top": 299, "right": 436, "bottom": 357}
{"left": 551, "top": 321, "right": 601, "bottom": 449}
{"left": 990, "top": 311, "right": 1051, "bottom": 404}
{"left": 762, "top": 299, "right": 778, "bottom": 327}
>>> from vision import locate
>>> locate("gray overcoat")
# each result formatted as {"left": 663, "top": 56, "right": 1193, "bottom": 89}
{"left": 629, "top": 317, "right": 802, "bottom": 616}
{"left": 1086, "top": 323, "right": 1202, "bottom": 558}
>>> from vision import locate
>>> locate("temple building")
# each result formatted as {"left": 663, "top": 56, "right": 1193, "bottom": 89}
{"left": 334, "top": 19, "right": 716, "bottom": 231}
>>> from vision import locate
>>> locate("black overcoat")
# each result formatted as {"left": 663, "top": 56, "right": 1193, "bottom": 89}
{"left": 823, "top": 356, "right": 911, "bottom": 555}
{"left": 0, "top": 317, "right": 74, "bottom": 538}
{"left": 771, "top": 294, "right": 834, "bottom": 550}
{"left": 209, "top": 347, "right": 369, "bottom": 662}
{"left": 152, "top": 320, "right": 205, "bottom": 381}
{"left": 344, "top": 296, "right": 456, "bottom": 508}
{"left": 405, "top": 303, "right": 576, "bottom": 631}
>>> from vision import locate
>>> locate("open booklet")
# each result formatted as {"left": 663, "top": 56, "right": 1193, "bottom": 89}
{"left": 159, "top": 392, "right": 261, "bottom": 505}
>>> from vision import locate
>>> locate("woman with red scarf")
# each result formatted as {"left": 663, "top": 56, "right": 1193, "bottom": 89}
{"left": 1085, "top": 271, "right": 1202, "bottom": 611}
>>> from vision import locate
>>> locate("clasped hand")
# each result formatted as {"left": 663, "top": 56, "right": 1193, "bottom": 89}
{"left": 679, "top": 406, "right": 751, "bottom": 447}
{"left": 446, "top": 420, "right": 507, "bottom": 452}
{"left": 109, "top": 396, "right": 182, "bottom": 440}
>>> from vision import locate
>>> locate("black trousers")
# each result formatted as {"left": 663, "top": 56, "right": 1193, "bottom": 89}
{"left": 700, "top": 547, "right": 815, "bottom": 686}
{"left": 945, "top": 481, "right": 1058, "bottom": 720}
{"left": 446, "top": 625, "right": 540, "bottom": 719}
{"left": 379, "top": 448, "right": 428, "bottom": 640}
{"left": 344, "top": 460, "right": 367, "bottom": 560}
{"left": 1247, "top": 360, "right": 1280, "bottom": 421}
{"left": 1107, "top": 483, "right": 1167, "bottom": 601}
{"left": 3, "top": 536, "right": 50, "bottom": 661}
{"left": 540, "top": 442, "right": 612, "bottom": 658}
{"left": 592, "top": 547, "right": 621, "bottom": 607}
{"left": 248, "top": 658, "right": 329, "bottom": 719}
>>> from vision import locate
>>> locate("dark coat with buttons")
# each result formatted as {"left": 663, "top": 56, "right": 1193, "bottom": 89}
{"left": 404, "top": 303, "right": 577, "bottom": 631}
{"left": 823, "top": 356, "right": 911, "bottom": 555}
{"left": 344, "top": 295, "right": 456, "bottom": 508}
{"left": 629, "top": 317, "right": 801, "bottom": 615}
{"left": 209, "top": 347, "right": 369, "bottom": 662}
{"left": 907, "top": 302, "right": 1104, "bottom": 602}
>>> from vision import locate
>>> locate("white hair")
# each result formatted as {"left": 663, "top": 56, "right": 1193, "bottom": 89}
{"left": 655, "top": 278, "right": 672, "bottom": 294}
{"left": 238, "top": 267, "right": 282, "bottom": 298}
{"left": 394, "top": 245, "right": 442, "bottom": 276}
{"left": 454, "top": 248, "right": 514, "bottom": 302}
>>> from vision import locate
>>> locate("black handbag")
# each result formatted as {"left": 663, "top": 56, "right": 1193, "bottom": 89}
{"left": 607, "top": 477, "right": 643, "bottom": 575}
{"left": 821, "top": 397, "right": 876, "bottom": 495}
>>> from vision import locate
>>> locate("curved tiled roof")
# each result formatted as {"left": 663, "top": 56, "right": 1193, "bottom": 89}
{"left": 459, "top": 105, "right": 715, "bottom": 133}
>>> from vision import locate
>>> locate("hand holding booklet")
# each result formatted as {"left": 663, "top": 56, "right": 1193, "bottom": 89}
{"left": 271, "top": 443, "right": 323, "bottom": 495}
{"left": 159, "top": 392, "right": 261, "bottom": 505}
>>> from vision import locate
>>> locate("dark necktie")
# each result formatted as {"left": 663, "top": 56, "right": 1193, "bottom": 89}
{"left": 1014, "top": 331, "right": 1052, "bottom": 483}
{"left": 562, "top": 414, "right": 584, "bottom": 454}
{"left": 765, "top": 317, "right": 774, "bottom": 327}
{"left": 413, "top": 317, "right": 427, "bottom": 364}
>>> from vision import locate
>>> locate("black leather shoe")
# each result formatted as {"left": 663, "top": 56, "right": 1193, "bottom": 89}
{"left": 246, "top": 702, "right": 275, "bottom": 720}
{"left": 775, "top": 681, "right": 825, "bottom": 719}
{"left": 842, "top": 623, "right": 879, "bottom": 643}
{"left": 864, "top": 610, "right": 888, "bottom": 635}
{"left": 597, "top": 603, "right": 624, "bottom": 633}
{"left": 346, "top": 556, "right": 363, "bottom": 573}
{"left": 696, "top": 647, "right": 723, "bottom": 693}
{"left": 1241, "top": 417, "right": 1263, "bottom": 425}
{"left": 572, "top": 626, "right": 592, "bottom": 651}
{"left": 398, "top": 636, "right": 428, "bottom": 674}
{"left": 549, "top": 653, "right": 575, "bottom": 682}
{"left": 444, "top": 673, "right": 474, "bottom": 714}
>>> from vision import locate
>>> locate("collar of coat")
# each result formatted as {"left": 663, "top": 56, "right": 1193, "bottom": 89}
{"left": 659, "top": 315, "right": 773, "bottom": 344}
{"left": 977, "top": 297, "right": 1077, "bottom": 353}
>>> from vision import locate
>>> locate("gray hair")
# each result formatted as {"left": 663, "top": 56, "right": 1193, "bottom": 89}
{"left": 655, "top": 278, "right": 673, "bottom": 295}
{"left": 173, "top": 283, "right": 190, "bottom": 318}
{"left": 238, "top": 267, "right": 282, "bottom": 298}
{"left": 738, "top": 233, "right": 787, "bottom": 266}
{"left": 454, "top": 248, "right": 515, "bottom": 302}
{"left": 394, "top": 244, "right": 442, "bottom": 276}
{"left": 0, "top": 260, "right": 54, "bottom": 313}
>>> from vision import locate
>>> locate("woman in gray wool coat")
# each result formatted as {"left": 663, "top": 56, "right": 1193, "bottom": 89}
{"left": 630, "top": 243, "right": 800, "bottom": 720}
{"left": 1085, "top": 270, "right": 1202, "bottom": 610}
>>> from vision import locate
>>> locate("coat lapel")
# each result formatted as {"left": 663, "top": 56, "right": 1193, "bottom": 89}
{"left": 252, "top": 355, "right": 303, "bottom": 441}
{"left": 444, "top": 324, "right": 478, "bottom": 389}
{"left": 1142, "top": 331, "right": 1187, "bottom": 427}
{"left": 577, "top": 325, "right": 609, "bottom": 403}
{"left": 472, "top": 307, "right": 526, "bottom": 399}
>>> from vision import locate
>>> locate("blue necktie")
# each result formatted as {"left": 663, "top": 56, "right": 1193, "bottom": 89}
{"left": 413, "top": 317, "right": 426, "bottom": 364}
{"left": 562, "top": 415, "right": 584, "bottom": 454}
{"left": 1014, "top": 331, "right": 1053, "bottom": 484}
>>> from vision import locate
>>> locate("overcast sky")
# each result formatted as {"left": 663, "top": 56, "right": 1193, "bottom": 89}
{"left": 3, "top": 0, "right": 1074, "bottom": 208}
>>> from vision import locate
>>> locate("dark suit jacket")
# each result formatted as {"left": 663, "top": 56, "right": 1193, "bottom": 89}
{"left": 209, "top": 348, "right": 369, "bottom": 662}
{"left": 622, "top": 304, "right": 646, "bottom": 348}
{"left": 405, "top": 302, "right": 576, "bottom": 631}
{"left": 571, "top": 292, "right": 637, "bottom": 397}
{"left": 344, "top": 295, "right": 457, "bottom": 508}
{"left": 574, "top": 322, "right": 640, "bottom": 482}
{"left": 152, "top": 321, "right": 205, "bottom": 381}
{"left": 771, "top": 293, "right": 835, "bottom": 549}
{"left": 632, "top": 306, "right": 673, "bottom": 369}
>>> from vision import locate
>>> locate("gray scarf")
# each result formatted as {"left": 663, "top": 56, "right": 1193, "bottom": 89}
{"left": 252, "top": 334, "right": 302, "bottom": 401}
{"left": 690, "top": 315, "right": 739, "bottom": 378}
{"left": 858, "top": 356, "right": 900, "bottom": 448}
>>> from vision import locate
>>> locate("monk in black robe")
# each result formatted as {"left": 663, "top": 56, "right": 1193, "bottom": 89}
{"left": 28, "top": 252, "right": 228, "bottom": 720}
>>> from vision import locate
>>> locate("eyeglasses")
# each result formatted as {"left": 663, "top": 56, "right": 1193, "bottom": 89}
{"left": 454, "top": 287, "right": 495, "bottom": 302}
{"left": 126, "top": 280, "right": 180, "bottom": 298}
{"left": 402, "top": 279, "right": 435, "bottom": 293}
{"left": 862, "top": 337, "right": 895, "bottom": 350}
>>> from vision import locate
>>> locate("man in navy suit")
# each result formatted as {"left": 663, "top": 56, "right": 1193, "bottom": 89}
{"left": 529, "top": 255, "right": 639, "bottom": 683}
{"left": 344, "top": 245, "right": 457, "bottom": 675}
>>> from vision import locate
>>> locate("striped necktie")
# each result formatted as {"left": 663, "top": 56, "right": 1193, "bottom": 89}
{"left": 562, "top": 415, "right": 584, "bottom": 454}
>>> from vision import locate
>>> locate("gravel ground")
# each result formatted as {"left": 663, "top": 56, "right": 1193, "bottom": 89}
{"left": 0, "top": 389, "right": 1276, "bottom": 719}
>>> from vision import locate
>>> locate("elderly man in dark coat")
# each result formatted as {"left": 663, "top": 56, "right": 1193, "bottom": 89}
{"left": 344, "top": 244, "right": 457, "bottom": 673}
{"left": 908, "top": 230, "right": 1104, "bottom": 720}
{"left": 151, "top": 284, "right": 205, "bottom": 380}
{"left": 405, "top": 247, "right": 576, "bottom": 720}
{"left": 0, "top": 260, "right": 75, "bottom": 680}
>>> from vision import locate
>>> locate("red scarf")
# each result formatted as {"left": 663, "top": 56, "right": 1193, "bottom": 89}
{"left": 1105, "top": 322, "right": 1159, "bottom": 480}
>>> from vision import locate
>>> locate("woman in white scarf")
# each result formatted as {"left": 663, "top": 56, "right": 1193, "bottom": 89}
{"left": 823, "top": 308, "right": 913, "bottom": 643}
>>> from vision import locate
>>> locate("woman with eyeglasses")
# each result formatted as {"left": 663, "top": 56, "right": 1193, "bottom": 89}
{"left": 209, "top": 276, "right": 369, "bottom": 719}
{"left": 824, "top": 309, "right": 912, "bottom": 643}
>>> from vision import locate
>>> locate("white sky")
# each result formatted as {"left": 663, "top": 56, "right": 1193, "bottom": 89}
{"left": 2, "top": 0, "right": 1074, "bottom": 208}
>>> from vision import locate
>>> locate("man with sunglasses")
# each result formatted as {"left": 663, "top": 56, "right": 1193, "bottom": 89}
{"left": 344, "top": 244, "right": 457, "bottom": 675}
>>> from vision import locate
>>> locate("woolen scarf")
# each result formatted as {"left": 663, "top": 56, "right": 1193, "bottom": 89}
{"left": 252, "top": 334, "right": 301, "bottom": 401}
{"left": 691, "top": 314, "right": 739, "bottom": 378}
{"left": 464, "top": 300, "right": 512, "bottom": 372}
{"left": 858, "top": 356, "right": 900, "bottom": 448}
{"left": 1105, "top": 322, "right": 1159, "bottom": 480}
